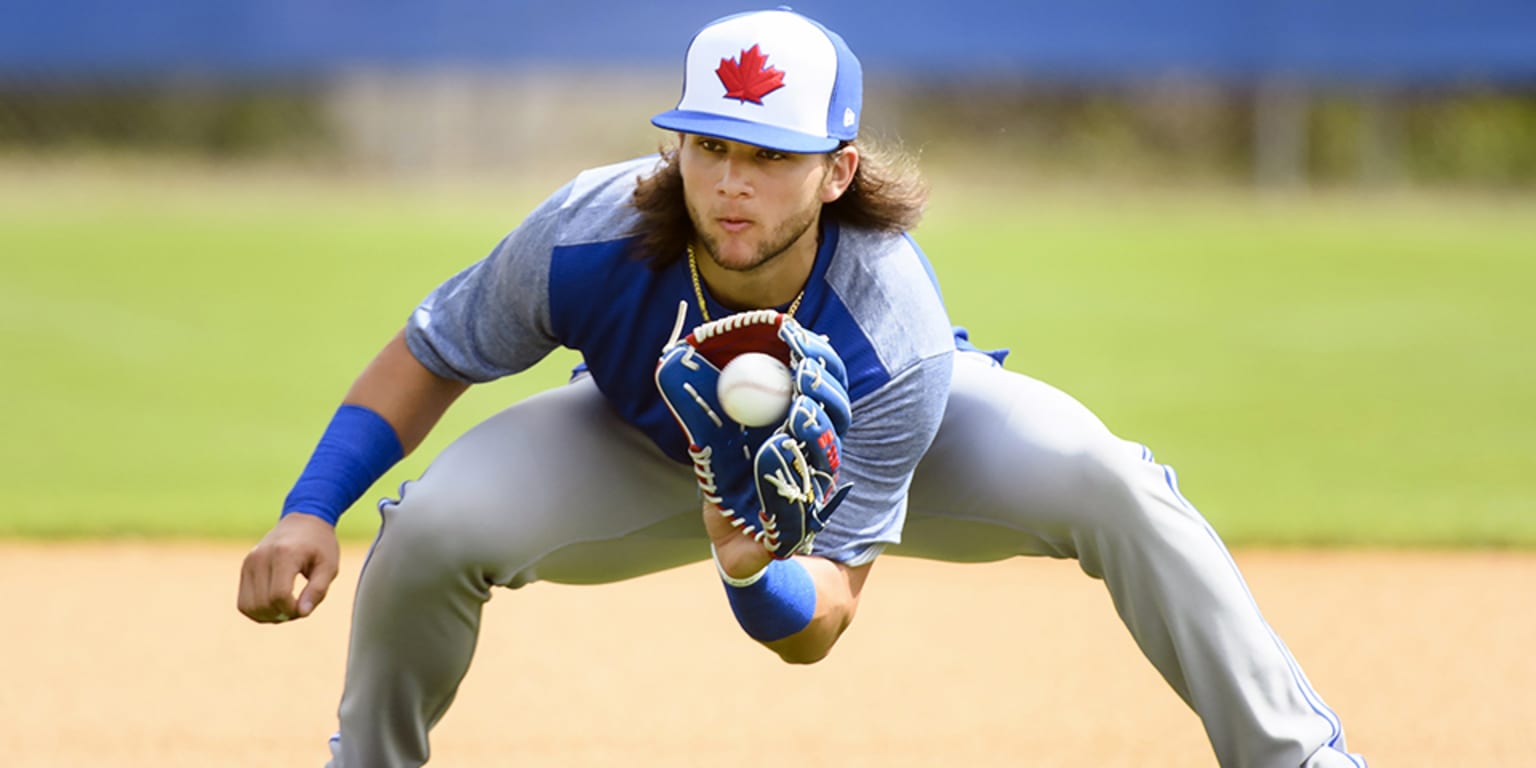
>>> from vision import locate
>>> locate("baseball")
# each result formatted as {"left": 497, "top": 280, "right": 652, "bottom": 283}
{"left": 717, "top": 352, "right": 794, "bottom": 427}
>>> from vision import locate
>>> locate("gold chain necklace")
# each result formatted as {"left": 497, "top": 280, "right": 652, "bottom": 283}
{"left": 687, "top": 244, "right": 803, "bottom": 323}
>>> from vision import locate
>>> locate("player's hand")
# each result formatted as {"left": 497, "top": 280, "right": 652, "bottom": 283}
{"left": 752, "top": 317, "right": 853, "bottom": 559}
{"left": 237, "top": 512, "right": 340, "bottom": 624}
{"left": 778, "top": 317, "right": 851, "bottom": 434}
{"left": 753, "top": 393, "right": 852, "bottom": 558}
{"left": 655, "top": 310, "right": 785, "bottom": 542}
{"left": 702, "top": 499, "right": 773, "bottom": 580}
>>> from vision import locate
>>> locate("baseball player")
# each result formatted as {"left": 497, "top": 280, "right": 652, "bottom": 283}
{"left": 236, "top": 8, "right": 1367, "bottom": 768}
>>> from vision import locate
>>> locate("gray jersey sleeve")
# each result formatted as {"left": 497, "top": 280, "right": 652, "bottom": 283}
{"left": 404, "top": 186, "right": 570, "bottom": 383}
{"left": 808, "top": 348, "right": 954, "bottom": 565}
{"left": 801, "top": 227, "right": 957, "bottom": 565}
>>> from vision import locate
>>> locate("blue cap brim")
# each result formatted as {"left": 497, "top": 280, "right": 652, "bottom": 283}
{"left": 652, "top": 110, "right": 840, "bottom": 154}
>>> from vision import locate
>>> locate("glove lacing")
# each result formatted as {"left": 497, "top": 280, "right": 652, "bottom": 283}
{"left": 689, "top": 309, "right": 781, "bottom": 343}
{"left": 689, "top": 444, "right": 770, "bottom": 546}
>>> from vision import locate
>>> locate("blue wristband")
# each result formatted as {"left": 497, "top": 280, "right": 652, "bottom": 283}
{"left": 281, "top": 404, "right": 405, "bottom": 526}
{"left": 716, "top": 549, "right": 817, "bottom": 642}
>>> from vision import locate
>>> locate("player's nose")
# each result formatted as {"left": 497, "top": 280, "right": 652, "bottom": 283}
{"left": 715, "top": 157, "right": 753, "bottom": 197}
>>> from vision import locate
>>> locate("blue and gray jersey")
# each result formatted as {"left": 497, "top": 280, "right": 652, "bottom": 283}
{"left": 405, "top": 156, "right": 958, "bottom": 562}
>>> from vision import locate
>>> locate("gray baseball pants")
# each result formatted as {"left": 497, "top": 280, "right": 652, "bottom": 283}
{"left": 327, "top": 352, "right": 1364, "bottom": 768}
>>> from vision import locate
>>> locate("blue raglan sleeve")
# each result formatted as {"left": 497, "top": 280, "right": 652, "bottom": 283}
{"left": 404, "top": 184, "right": 573, "bottom": 383}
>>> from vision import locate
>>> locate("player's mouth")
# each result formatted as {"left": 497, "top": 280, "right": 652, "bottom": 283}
{"left": 717, "top": 217, "right": 753, "bottom": 234}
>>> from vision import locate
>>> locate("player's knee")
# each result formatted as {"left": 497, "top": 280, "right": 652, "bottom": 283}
{"left": 378, "top": 484, "right": 510, "bottom": 577}
{"left": 1065, "top": 443, "right": 1168, "bottom": 535}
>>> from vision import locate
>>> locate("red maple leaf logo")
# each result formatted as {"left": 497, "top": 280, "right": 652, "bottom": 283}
{"left": 716, "top": 44, "right": 786, "bottom": 105}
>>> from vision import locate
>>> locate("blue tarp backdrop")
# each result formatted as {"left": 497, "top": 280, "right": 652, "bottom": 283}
{"left": 5, "top": 0, "right": 1536, "bottom": 83}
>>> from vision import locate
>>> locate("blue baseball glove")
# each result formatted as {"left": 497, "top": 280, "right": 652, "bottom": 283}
{"left": 656, "top": 310, "right": 853, "bottom": 558}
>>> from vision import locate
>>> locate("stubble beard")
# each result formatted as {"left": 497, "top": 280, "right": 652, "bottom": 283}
{"left": 690, "top": 198, "right": 822, "bottom": 274}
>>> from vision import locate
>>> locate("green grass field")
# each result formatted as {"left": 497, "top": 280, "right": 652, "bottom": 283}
{"left": 2, "top": 162, "right": 1532, "bottom": 546}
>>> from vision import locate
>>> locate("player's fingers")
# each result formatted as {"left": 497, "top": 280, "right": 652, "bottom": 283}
{"left": 296, "top": 552, "right": 339, "bottom": 618}
{"left": 242, "top": 544, "right": 301, "bottom": 623}
{"left": 656, "top": 343, "right": 728, "bottom": 441}
{"left": 779, "top": 319, "right": 848, "bottom": 387}
{"left": 236, "top": 550, "right": 267, "bottom": 619}
{"left": 793, "top": 358, "right": 851, "bottom": 434}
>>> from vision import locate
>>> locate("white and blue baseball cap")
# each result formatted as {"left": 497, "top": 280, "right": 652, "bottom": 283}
{"left": 652, "top": 7, "right": 862, "bottom": 154}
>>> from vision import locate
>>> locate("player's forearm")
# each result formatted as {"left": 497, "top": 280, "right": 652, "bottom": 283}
{"left": 343, "top": 328, "right": 470, "bottom": 456}
{"left": 712, "top": 523, "right": 870, "bottom": 664}
{"left": 761, "top": 555, "right": 869, "bottom": 664}
{"left": 281, "top": 328, "right": 469, "bottom": 526}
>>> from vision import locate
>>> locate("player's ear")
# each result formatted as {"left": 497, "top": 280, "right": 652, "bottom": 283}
{"left": 819, "top": 144, "right": 859, "bottom": 204}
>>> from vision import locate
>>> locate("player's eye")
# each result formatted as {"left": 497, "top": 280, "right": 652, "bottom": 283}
{"left": 758, "top": 150, "right": 788, "bottom": 161}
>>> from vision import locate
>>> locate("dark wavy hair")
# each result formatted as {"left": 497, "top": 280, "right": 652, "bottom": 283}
{"left": 629, "top": 138, "right": 928, "bottom": 270}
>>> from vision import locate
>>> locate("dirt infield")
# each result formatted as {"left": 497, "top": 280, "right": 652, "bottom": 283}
{"left": 3, "top": 543, "right": 1532, "bottom": 767}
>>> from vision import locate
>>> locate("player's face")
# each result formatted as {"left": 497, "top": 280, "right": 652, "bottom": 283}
{"left": 679, "top": 134, "right": 852, "bottom": 273}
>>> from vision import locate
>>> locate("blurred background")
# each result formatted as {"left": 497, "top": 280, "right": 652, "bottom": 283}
{"left": 5, "top": 0, "right": 1536, "bottom": 184}
{"left": 2, "top": 0, "right": 1533, "bottom": 545}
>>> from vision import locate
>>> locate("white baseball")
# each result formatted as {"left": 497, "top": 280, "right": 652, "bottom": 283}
{"left": 717, "top": 352, "right": 794, "bottom": 427}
